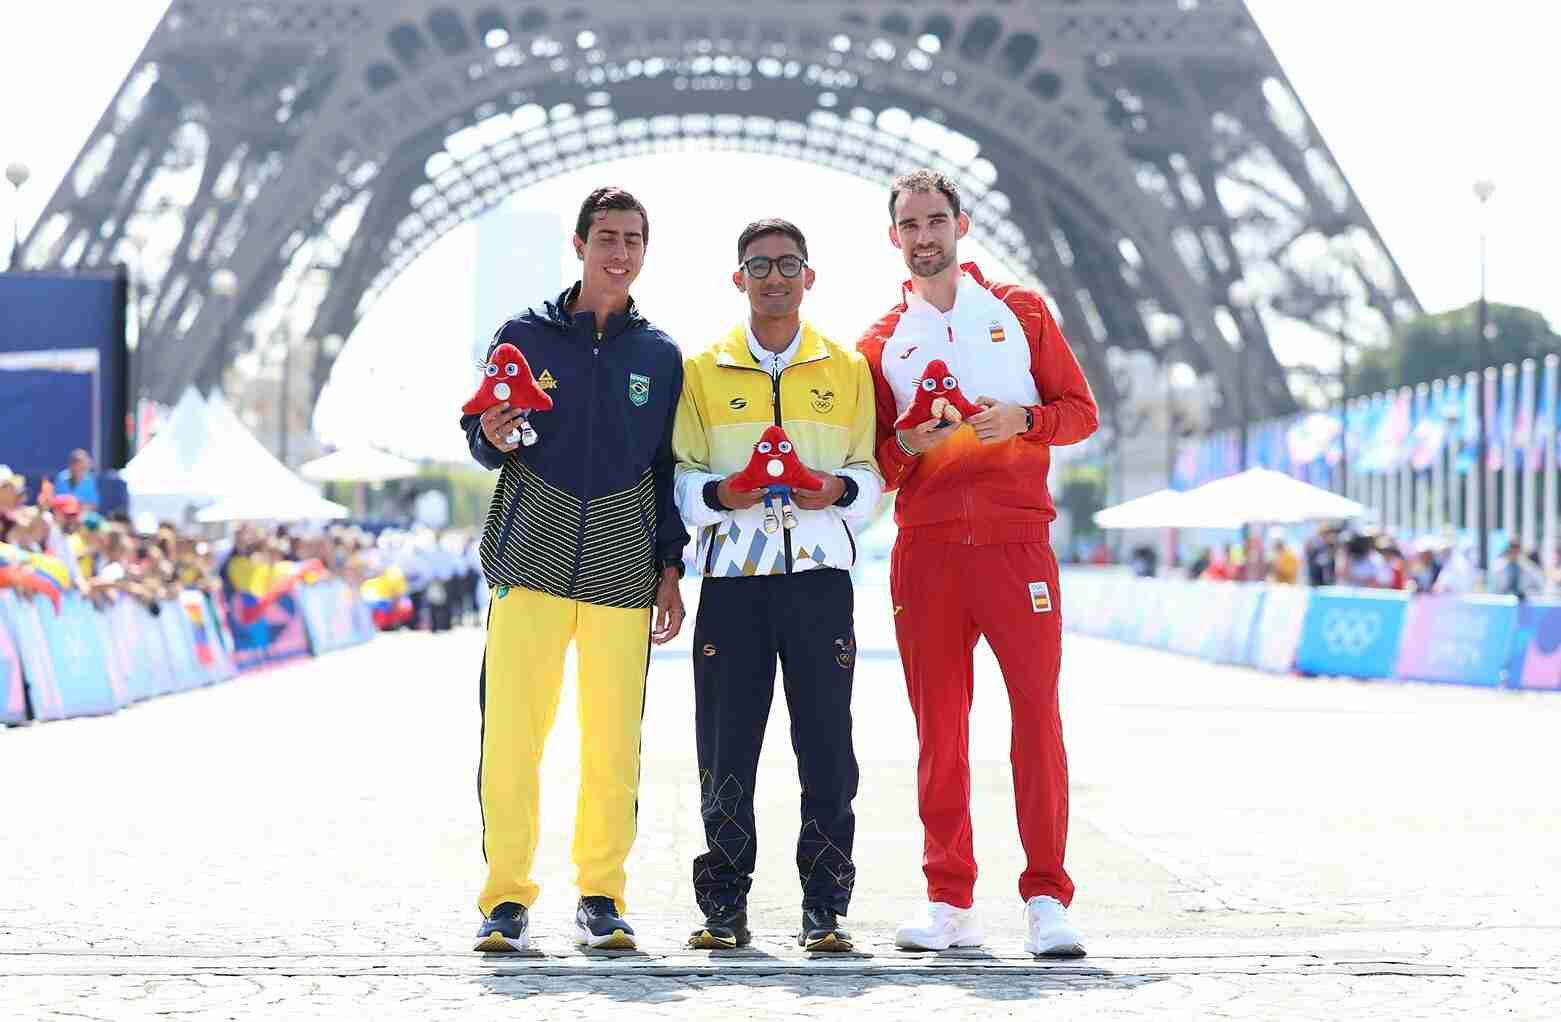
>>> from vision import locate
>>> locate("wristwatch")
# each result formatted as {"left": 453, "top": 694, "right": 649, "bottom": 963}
{"left": 1024, "top": 407, "right": 1035, "bottom": 433}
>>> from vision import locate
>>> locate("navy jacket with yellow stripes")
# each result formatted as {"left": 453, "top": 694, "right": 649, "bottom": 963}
{"left": 461, "top": 284, "right": 689, "bottom": 609}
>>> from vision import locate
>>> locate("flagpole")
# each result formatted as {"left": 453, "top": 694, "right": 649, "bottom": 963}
{"left": 1483, "top": 367, "right": 1499, "bottom": 568}
{"left": 1431, "top": 379, "right": 1446, "bottom": 535}
{"left": 1461, "top": 374, "right": 1473, "bottom": 536}
{"left": 1543, "top": 354, "right": 1559, "bottom": 589}
{"left": 1501, "top": 363, "right": 1518, "bottom": 546}
{"left": 1401, "top": 386, "right": 1414, "bottom": 538}
{"left": 1520, "top": 359, "right": 1537, "bottom": 551}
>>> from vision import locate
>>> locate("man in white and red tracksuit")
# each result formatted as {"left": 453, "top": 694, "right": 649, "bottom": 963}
{"left": 857, "top": 169, "right": 1099, "bottom": 958}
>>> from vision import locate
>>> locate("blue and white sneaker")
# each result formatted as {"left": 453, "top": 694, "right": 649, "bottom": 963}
{"left": 575, "top": 896, "right": 637, "bottom": 950}
{"left": 473, "top": 902, "right": 529, "bottom": 952}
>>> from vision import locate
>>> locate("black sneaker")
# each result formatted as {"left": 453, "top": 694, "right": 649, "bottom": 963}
{"left": 799, "top": 907, "right": 852, "bottom": 952}
{"left": 688, "top": 905, "right": 751, "bottom": 950}
{"left": 575, "top": 896, "right": 637, "bottom": 950}
{"left": 473, "top": 902, "right": 529, "bottom": 952}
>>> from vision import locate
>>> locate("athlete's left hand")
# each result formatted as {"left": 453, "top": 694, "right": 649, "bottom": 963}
{"left": 968, "top": 398, "right": 1030, "bottom": 444}
{"left": 792, "top": 471, "right": 846, "bottom": 510}
{"left": 651, "top": 567, "right": 684, "bottom": 645}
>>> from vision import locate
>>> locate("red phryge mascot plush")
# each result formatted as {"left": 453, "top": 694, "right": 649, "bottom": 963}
{"left": 895, "top": 359, "right": 983, "bottom": 431}
{"left": 730, "top": 425, "right": 822, "bottom": 535}
{"left": 463, "top": 343, "right": 553, "bottom": 447}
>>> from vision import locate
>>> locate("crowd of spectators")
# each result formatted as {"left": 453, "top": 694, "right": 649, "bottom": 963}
{"left": 1, "top": 456, "right": 484, "bottom": 629}
{"left": 1158, "top": 524, "right": 1561, "bottom": 598}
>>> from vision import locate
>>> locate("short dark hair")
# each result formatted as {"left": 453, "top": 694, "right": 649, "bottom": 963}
{"left": 888, "top": 169, "right": 962, "bottom": 222}
{"left": 736, "top": 218, "right": 808, "bottom": 262}
{"left": 574, "top": 186, "right": 649, "bottom": 245}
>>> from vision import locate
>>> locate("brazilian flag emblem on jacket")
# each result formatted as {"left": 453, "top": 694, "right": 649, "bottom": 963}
{"left": 628, "top": 373, "right": 650, "bottom": 407}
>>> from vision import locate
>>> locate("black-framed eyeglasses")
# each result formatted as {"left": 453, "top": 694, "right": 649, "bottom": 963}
{"left": 740, "top": 254, "right": 807, "bottom": 279}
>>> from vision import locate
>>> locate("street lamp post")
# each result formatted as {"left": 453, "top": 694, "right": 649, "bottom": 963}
{"left": 278, "top": 330, "right": 293, "bottom": 467}
{"left": 1327, "top": 236, "right": 1355, "bottom": 498}
{"left": 1474, "top": 178, "right": 1496, "bottom": 574}
{"left": 1228, "top": 279, "right": 1254, "bottom": 473}
{"left": 5, "top": 161, "right": 30, "bottom": 270}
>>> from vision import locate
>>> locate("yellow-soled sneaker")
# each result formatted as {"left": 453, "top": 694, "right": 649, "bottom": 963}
{"left": 575, "top": 896, "right": 637, "bottom": 950}
{"left": 473, "top": 902, "right": 529, "bottom": 952}
{"left": 799, "top": 907, "right": 853, "bottom": 952}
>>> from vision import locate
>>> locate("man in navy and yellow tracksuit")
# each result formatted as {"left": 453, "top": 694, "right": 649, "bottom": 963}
{"left": 673, "top": 219, "right": 883, "bottom": 951}
{"left": 461, "top": 188, "right": 689, "bottom": 953}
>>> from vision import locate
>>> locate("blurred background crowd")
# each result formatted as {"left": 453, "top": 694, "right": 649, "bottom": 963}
{"left": 0, "top": 451, "right": 485, "bottom": 631}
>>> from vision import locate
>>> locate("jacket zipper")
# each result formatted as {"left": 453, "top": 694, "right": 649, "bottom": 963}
{"left": 493, "top": 465, "right": 526, "bottom": 563}
{"left": 568, "top": 339, "right": 600, "bottom": 592}
{"left": 769, "top": 362, "right": 794, "bottom": 573}
{"left": 944, "top": 321, "right": 975, "bottom": 544}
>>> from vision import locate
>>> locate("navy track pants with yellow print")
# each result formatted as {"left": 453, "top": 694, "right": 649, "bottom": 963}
{"left": 477, "top": 585, "right": 650, "bottom": 916}
{"left": 690, "top": 568, "right": 859, "bottom": 916}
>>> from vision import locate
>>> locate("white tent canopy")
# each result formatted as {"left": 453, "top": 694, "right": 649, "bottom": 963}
{"left": 299, "top": 445, "right": 419, "bottom": 484}
{"left": 119, "top": 388, "right": 221, "bottom": 499}
{"left": 195, "top": 491, "right": 349, "bottom": 523}
{"left": 1092, "top": 488, "right": 1240, "bottom": 530}
{"left": 1178, "top": 468, "right": 1366, "bottom": 526}
{"left": 121, "top": 387, "right": 342, "bottom": 522}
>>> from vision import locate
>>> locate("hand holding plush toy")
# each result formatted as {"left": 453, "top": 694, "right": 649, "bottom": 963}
{"left": 895, "top": 359, "right": 983, "bottom": 431}
{"left": 729, "top": 425, "right": 822, "bottom": 534}
{"left": 463, "top": 343, "right": 553, "bottom": 447}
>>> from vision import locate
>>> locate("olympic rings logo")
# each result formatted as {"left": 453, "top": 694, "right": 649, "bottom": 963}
{"left": 1320, "top": 608, "right": 1382, "bottom": 656}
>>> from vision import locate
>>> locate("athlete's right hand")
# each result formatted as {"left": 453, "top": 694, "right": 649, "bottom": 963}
{"left": 480, "top": 403, "right": 529, "bottom": 453}
{"left": 896, "top": 397, "right": 963, "bottom": 455}
{"left": 716, "top": 475, "right": 767, "bottom": 510}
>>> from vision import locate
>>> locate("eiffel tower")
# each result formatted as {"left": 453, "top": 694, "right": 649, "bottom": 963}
{"left": 20, "top": 0, "right": 1419, "bottom": 431}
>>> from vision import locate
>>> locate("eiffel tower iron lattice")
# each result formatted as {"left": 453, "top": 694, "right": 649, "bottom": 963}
{"left": 21, "top": 0, "right": 1420, "bottom": 430}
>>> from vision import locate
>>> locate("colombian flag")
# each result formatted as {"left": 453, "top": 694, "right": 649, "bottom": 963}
{"left": 0, "top": 542, "right": 67, "bottom": 613}
{"left": 361, "top": 567, "right": 413, "bottom": 629}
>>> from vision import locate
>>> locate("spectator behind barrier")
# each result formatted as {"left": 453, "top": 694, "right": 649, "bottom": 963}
{"left": 1268, "top": 532, "right": 1300, "bottom": 584}
{"left": 53, "top": 449, "right": 100, "bottom": 510}
{"left": 1491, "top": 541, "right": 1546, "bottom": 600}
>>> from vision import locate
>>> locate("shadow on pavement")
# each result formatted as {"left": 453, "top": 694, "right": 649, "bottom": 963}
{"left": 473, "top": 955, "right": 1161, "bottom": 1006}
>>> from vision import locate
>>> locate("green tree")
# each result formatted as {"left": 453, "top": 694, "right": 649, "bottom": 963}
{"left": 1351, "top": 302, "right": 1558, "bottom": 396}
{"left": 1057, "top": 465, "right": 1107, "bottom": 537}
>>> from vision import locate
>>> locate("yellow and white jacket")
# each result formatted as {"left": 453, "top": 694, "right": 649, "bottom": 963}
{"left": 673, "top": 323, "right": 884, "bottom": 577}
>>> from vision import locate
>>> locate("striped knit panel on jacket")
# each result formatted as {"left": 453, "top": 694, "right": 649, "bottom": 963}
{"left": 479, "top": 460, "right": 580, "bottom": 599}
{"left": 574, "top": 468, "right": 659, "bottom": 608}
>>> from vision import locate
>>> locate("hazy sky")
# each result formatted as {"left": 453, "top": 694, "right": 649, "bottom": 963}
{"left": 2, "top": 2, "right": 1555, "bottom": 459}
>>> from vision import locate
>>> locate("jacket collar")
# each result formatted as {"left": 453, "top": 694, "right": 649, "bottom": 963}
{"left": 714, "top": 321, "right": 830, "bottom": 370}
{"left": 900, "top": 261, "right": 988, "bottom": 313}
{"left": 539, "top": 281, "right": 645, "bottom": 340}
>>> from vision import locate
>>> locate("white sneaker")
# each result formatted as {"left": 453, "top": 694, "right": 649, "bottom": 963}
{"left": 1024, "top": 895, "right": 1085, "bottom": 957}
{"left": 894, "top": 901, "right": 984, "bottom": 950}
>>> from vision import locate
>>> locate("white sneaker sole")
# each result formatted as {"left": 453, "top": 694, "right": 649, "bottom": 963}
{"left": 575, "top": 923, "right": 637, "bottom": 950}
{"left": 1026, "top": 937, "right": 1087, "bottom": 958}
{"left": 473, "top": 930, "right": 530, "bottom": 952}
{"left": 894, "top": 930, "right": 984, "bottom": 951}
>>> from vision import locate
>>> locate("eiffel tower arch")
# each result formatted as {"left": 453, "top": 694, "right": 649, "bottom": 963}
{"left": 22, "top": 0, "right": 1419, "bottom": 434}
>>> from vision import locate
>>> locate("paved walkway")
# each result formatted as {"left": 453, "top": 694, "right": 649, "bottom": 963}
{"left": 3, "top": 581, "right": 1559, "bottom": 1019}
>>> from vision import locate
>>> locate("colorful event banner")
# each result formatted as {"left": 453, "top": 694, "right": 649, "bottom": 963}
{"left": 1249, "top": 585, "right": 1312, "bottom": 674}
{"left": 0, "top": 580, "right": 375, "bottom": 724}
{"left": 0, "top": 600, "right": 25, "bottom": 725}
{"left": 1062, "top": 573, "right": 1549, "bottom": 689}
{"left": 1508, "top": 600, "right": 1561, "bottom": 691}
{"left": 1393, "top": 595, "right": 1520, "bottom": 687}
{"left": 228, "top": 588, "right": 311, "bottom": 670}
{"left": 298, "top": 579, "right": 377, "bottom": 656}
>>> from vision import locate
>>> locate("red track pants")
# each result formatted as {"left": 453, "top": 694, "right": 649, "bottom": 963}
{"left": 889, "top": 539, "right": 1074, "bottom": 909}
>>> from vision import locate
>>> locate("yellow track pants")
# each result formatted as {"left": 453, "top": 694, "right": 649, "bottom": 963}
{"left": 477, "top": 585, "right": 651, "bottom": 916}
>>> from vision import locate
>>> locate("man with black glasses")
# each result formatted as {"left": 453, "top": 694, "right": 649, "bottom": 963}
{"left": 672, "top": 218, "right": 883, "bottom": 951}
